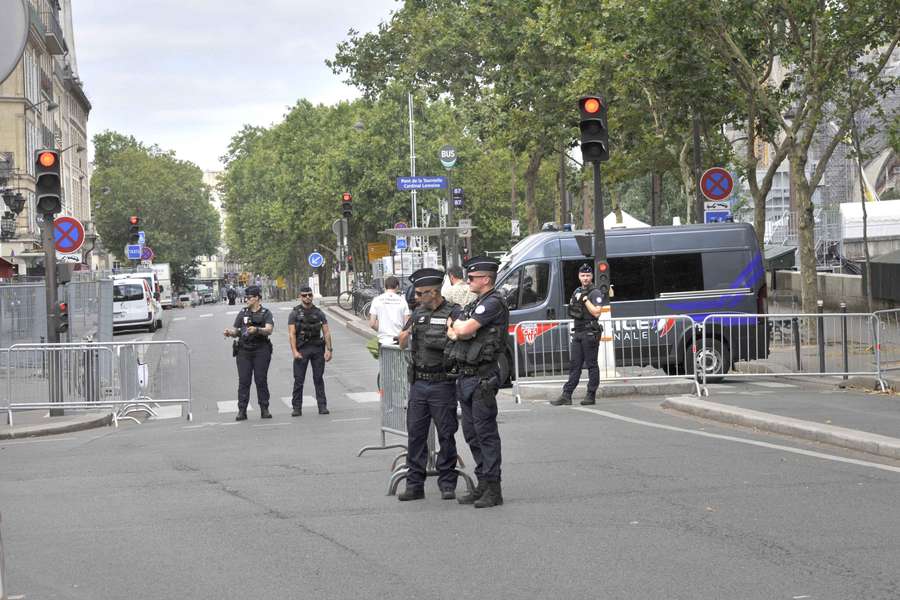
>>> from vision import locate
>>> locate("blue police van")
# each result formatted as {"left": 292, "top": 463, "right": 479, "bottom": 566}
{"left": 495, "top": 222, "right": 768, "bottom": 380}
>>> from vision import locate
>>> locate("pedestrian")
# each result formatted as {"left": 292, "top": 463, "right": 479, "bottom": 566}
{"left": 443, "top": 264, "right": 476, "bottom": 307}
{"left": 287, "top": 286, "right": 333, "bottom": 416}
{"left": 368, "top": 275, "right": 409, "bottom": 345}
{"left": 226, "top": 285, "right": 237, "bottom": 306}
{"left": 551, "top": 263, "right": 605, "bottom": 406}
{"left": 396, "top": 268, "right": 462, "bottom": 501}
{"left": 446, "top": 256, "right": 509, "bottom": 508}
{"left": 223, "top": 285, "right": 274, "bottom": 421}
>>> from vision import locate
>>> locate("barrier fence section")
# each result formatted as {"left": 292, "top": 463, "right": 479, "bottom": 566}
{"left": 875, "top": 309, "right": 900, "bottom": 374}
{"left": 2, "top": 340, "right": 193, "bottom": 426}
{"left": 0, "top": 283, "right": 46, "bottom": 349}
{"left": 512, "top": 315, "right": 701, "bottom": 401}
{"left": 701, "top": 312, "right": 885, "bottom": 393}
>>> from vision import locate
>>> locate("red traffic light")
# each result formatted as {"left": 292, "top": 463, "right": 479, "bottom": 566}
{"left": 582, "top": 97, "right": 601, "bottom": 114}
{"left": 597, "top": 261, "right": 609, "bottom": 272}
{"left": 342, "top": 192, "right": 352, "bottom": 202}
{"left": 129, "top": 216, "right": 139, "bottom": 225}
{"left": 58, "top": 302, "right": 67, "bottom": 313}
{"left": 38, "top": 151, "right": 57, "bottom": 168}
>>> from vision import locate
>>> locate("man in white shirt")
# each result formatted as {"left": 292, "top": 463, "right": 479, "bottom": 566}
{"left": 444, "top": 265, "right": 477, "bottom": 307}
{"left": 369, "top": 276, "right": 410, "bottom": 345}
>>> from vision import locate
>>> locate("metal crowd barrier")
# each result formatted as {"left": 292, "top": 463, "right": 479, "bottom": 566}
{"left": 875, "top": 308, "right": 900, "bottom": 374}
{"left": 701, "top": 312, "right": 886, "bottom": 393}
{"left": 512, "top": 315, "right": 701, "bottom": 402}
{"left": 2, "top": 340, "right": 193, "bottom": 426}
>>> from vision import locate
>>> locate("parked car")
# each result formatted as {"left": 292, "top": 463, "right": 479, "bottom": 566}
{"left": 113, "top": 278, "right": 162, "bottom": 332}
{"left": 194, "top": 284, "right": 215, "bottom": 304}
{"left": 176, "top": 292, "right": 195, "bottom": 308}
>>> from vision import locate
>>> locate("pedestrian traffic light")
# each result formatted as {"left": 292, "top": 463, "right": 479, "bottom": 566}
{"left": 578, "top": 96, "right": 609, "bottom": 162}
{"left": 56, "top": 302, "right": 68, "bottom": 334}
{"left": 596, "top": 260, "right": 610, "bottom": 295}
{"left": 34, "top": 149, "right": 62, "bottom": 214}
{"left": 128, "top": 215, "right": 140, "bottom": 244}
{"left": 341, "top": 192, "right": 352, "bottom": 218}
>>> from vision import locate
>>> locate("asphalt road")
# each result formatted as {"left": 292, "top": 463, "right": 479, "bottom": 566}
{"left": 2, "top": 299, "right": 900, "bottom": 599}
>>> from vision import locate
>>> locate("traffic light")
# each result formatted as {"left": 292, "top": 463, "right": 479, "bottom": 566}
{"left": 578, "top": 96, "right": 609, "bottom": 162}
{"left": 341, "top": 192, "right": 352, "bottom": 218}
{"left": 35, "top": 149, "right": 62, "bottom": 214}
{"left": 56, "top": 302, "right": 69, "bottom": 334}
{"left": 128, "top": 215, "right": 140, "bottom": 244}
{"left": 596, "top": 260, "right": 610, "bottom": 295}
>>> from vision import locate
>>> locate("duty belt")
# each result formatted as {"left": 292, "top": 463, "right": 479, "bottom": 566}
{"left": 415, "top": 370, "right": 450, "bottom": 382}
{"left": 455, "top": 365, "right": 493, "bottom": 377}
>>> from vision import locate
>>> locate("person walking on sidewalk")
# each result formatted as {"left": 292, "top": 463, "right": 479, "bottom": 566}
{"left": 368, "top": 275, "right": 409, "bottom": 345}
{"left": 288, "top": 286, "right": 333, "bottom": 416}
{"left": 224, "top": 285, "right": 274, "bottom": 421}
{"left": 552, "top": 264, "right": 605, "bottom": 406}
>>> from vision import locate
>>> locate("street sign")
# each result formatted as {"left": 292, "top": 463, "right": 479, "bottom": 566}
{"left": 140, "top": 245, "right": 154, "bottom": 262}
{"left": 367, "top": 242, "right": 390, "bottom": 262}
{"left": 700, "top": 167, "right": 734, "bottom": 201}
{"left": 458, "top": 218, "right": 472, "bottom": 238}
{"left": 395, "top": 238, "right": 408, "bottom": 250}
{"left": 704, "top": 210, "right": 732, "bottom": 224}
{"left": 125, "top": 244, "right": 142, "bottom": 260}
{"left": 53, "top": 216, "right": 85, "bottom": 254}
{"left": 394, "top": 221, "right": 408, "bottom": 229}
{"left": 308, "top": 252, "right": 324, "bottom": 268}
{"left": 511, "top": 219, "right": 521, "bottom": 237}
{"left": 138, "top": 231, "right": 146, "bottom": 245}
{"left": 56, "top": 252, "right": 81, "bottom": 263}
{"left": 452, "top": 187, "right": 464, "bottom": 209}
{"left": 704, "top": 200, "right": 730, "bottom": 211}
{"left": 439, "top": 145, "right": 457, "bottom": 169}
{"left": 396, "top": 176, "right": 447, "bottom": 191}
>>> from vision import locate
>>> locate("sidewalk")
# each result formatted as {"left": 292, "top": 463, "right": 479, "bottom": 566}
{"left": 0, "top": 409, "right": 113, "bottom": 440}
{"left": 323, "top": 303, "right": 376, "bottom": 340}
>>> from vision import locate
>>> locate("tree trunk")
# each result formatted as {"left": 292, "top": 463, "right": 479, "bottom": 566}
{"left": 691, "top": 110, "right": 705, "bottom": 224}
{"left": 581, "top": 175, "right": 591, "bottom": 229}
{"left": 650, "top": 172, "right": 662, "bottom": 226}
{"left": 678, "top": 141, "right": 694, "bottom": 223}
{"left": 851, "top": 116, "right": 874, "bottom": 313}
{"left": 523, "top": 148, "right": 543, "bottom": 234}
{"left": 510, "top": 156, "right": 518, "bottom": 237}
{"left": 792, "top": 149, "right": 819, "bottom": 312}
{"left": 557, "top": 151, "right": 566, "bottom": 224}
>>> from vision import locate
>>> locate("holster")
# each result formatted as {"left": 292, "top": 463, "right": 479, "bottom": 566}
{"left": 232, "top": 340, "right": 241, "bottom": 357}
{"left": 474, "top": 376, "right": 499, "bottom": 411}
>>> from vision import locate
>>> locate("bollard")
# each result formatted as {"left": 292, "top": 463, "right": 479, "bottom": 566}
{"left": 792, "top": 316, "right": 801, "bottom": 371}
{"left": 817, "top": 300, "right": 826, "bottom": 374}
{"left": 840, "top": 302, "right": 849, "bottom": 380}
{"left": 0, "top": 511, "right": 6, "bottom": 600}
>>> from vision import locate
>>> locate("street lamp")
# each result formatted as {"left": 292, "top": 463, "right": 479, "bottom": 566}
{"left": 25, "top": 99, "right": 59, "bottom": 113}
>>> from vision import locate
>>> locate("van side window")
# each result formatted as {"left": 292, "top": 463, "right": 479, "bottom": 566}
{"left": 654, "top": 253, "right": 703, "bottom": 294}
{"left": 497, "top": 263, "right": 549, "bottom": 310}
{"left": 114, "top": 284, "right": 144, "bottom": 302}
{"left": 608, "top": 256, "right": 654, "bottom": 301}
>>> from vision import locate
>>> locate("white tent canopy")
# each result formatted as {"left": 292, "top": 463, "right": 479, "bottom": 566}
{"left": 604, "top": 210, "right": 650, "bottom": 229}
{"left": 840, "top": 199, "right": 900, "bottom": 240}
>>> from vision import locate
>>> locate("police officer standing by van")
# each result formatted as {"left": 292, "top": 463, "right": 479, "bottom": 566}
{"left": 447, "top": 256, "right": 509, "bottom": 509}
{"left": 396, "top": 268, "right": 462, "bottom": 501}
{"left": 288, "top": 286, "right": 333, "bottom": 415}
{"left": 552, "top": 264, "right": 605, "bottom": 406}
{"left": 223, "top": 285, "right": 274, "bottom": 420}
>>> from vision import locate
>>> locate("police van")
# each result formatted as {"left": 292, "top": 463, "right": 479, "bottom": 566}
{"left": 495, "top": 222, "right": 768, "bottom": 379}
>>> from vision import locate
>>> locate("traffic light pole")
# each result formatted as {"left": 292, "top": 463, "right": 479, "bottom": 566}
{"left": 40, "top": 212, "right": 63, "bottom": 415}
{"left": 592, "top": 161, "right": 609, "bottom": 306}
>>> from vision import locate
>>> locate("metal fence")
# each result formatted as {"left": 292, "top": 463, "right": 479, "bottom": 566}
{"left": 0, "top": 284, "right": 46, "bottom": 348}
{"left": 66, "top": 279, "right": 113, "bottom": 342}
{"left": 511, "top": 315, "right": 701, "bottom": 401}
{"left": 875, "top": 308, "right": 900, "bottom": 374}
{"left": 701, "top": 312, "right": 885, "bottom": 392}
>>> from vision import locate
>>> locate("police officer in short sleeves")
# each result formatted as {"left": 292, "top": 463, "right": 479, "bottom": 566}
{"left": 447, "top": 256, "right": 509, "bottom": 509}
{"left": 396, "top": 268, "right": 462, "bottom": 501}
{"left": 223, "top": 285, "right": 274, "bottom": 420}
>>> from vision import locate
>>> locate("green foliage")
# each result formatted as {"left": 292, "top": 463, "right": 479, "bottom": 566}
{"left": 90, "top": 131, "right": 221, "bottom": 286}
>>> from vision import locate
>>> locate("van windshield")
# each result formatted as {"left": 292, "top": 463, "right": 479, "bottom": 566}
{"left": 114, "top": 284, "right": 144, "bottom": 302}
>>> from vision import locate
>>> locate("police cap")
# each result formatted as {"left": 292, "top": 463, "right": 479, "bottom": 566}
{"left": 578, "top": 263, "right": 593, "bottom": 274}
{"left": 409, "top": 268, "right": 444, "bottom": 288}
{"left": 299, "top": 285, "right": 313, "bottom": 293}
{"left": 463, "top": 255, "right": 500, "bottom": 274}
{"left": 244, "top": 285, "right": 261, "bottom": 297}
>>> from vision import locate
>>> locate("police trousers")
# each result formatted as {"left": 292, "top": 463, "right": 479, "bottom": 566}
{"left": 563, "top": 330, "right": 600, "bottom": 397}
{"left": 405, "top": 379, "right": 459, "bottom": 492}
{"left": 293, "top": 344, "right": 327, "bottom": 409}
{"left": 236, "top": 344, "right": 272, "bottom": 411}
{"left": 456, "top": 374, "right": 502, "bottom": 482}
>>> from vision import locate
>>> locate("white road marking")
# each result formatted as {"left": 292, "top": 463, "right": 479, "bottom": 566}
{"left": 747, "top": 381, "right": 798, "bottom": 389}
{"left": 347, "top": 391, "right": 380, "bottom": 403}
{"left": 574, "top": 407, "right": 900, "bottom": 475}
{"left": 279, "top": 306, "right": 293, "bottom": 311}
{"left": 227, "top": 310, "right": 239, "bottom": 315}
{"left": 280, "top": 396, "right": 316, "bottom": 409}
{"left": 217, "top": 401, "right": 254, "bottom": 413}
{"left": 499, "top": 408, "right": 532, "bottom": 413}
{"left": 1, "top": 436, "right": 78, "bottom": 446}
{"left": 332, "top": 417, "right": 372, "bottom": 422}
{"left": 150, "top": 405, "right": 183, "bottom": 420}
{"left": 252, "top": 422, "right": 291, "bottom": 427}
{"left": 199, "top": 313, "right": 214, "bottom": 318}
{"left": 172, "top": 316, "right": 186, "bottom": 321}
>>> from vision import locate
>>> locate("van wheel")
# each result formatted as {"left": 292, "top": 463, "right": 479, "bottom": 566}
{"left": 694, "top": 338, "right": 729, "bottom": 383}
{"left": 148, "top": 320, "right": 157, "bottom": 333}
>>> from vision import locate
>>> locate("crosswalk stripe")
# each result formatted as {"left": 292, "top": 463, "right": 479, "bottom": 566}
{"left": 280, "top": 396, "right": 316, "bottom": 409}
{"left": 199, "top": 313, "right": 213, "bottom": 318}
{"left": 217, "top": 401, "right": 254, "bottom": 413}
{"left": 226, "top": 310, "right": 239, "bottom": 315}
{"left": 150, "top": 406, "right": 183, "bottom": 420}
{"left": 747, "top": 381, "right": 797, "bottom": 389}
{"left": 172, "top": 317, "right": 186, "bottom": 321}
{"left": 347, "top": 392, "right": 380, "bottom": 403}
{"left": 279, "top": 306, "right": 293, "bottom": 311}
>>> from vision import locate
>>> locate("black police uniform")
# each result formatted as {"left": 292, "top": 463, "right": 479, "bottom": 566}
{"left": 226, "top": 288, "right": 237, "bottom": 305}
{"left": 288, "top": 304, "right": 329, "bottom": 413}
{"left": 561, "top": 278, "right": 605, "bottom": 403}
{"left": 233, "top": 304, "right": 275, "bottom": 413}
{"left": 447, "top": 257, "right": 509, "bottom": 507}
{"left": 401, "top": 269, "right": 462, "bottom": 498}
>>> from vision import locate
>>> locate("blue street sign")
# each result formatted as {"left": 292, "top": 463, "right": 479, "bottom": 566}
{"left": 138, "top": 231, "right": 145, "bottom": 245}
{"left": 125, "top": 244, "right": 142, "bottom": 260}
{"left": 704, "top": 210, "right": 733, "bottom": 224}
{"left": 396, "top": 176, "right": 447, "bottom": 191}
{"left": 308, "top": 252, "right": 324, "bottom": 268}
{"left": 395, "top": 238, "right": 408, "bottom": 250}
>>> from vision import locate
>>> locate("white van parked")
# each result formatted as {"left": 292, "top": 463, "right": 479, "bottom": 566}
{"left": 113, "top": 278, "right": 162, "bottom": 332}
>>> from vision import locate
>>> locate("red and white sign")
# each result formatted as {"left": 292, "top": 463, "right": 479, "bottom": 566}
{"left": 510, "top": 322, "right": 561, "bottom": 345}
{"left": 700, "top": 167, "right": 734, "bottom": 201}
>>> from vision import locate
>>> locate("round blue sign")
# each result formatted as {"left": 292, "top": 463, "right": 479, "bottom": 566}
{"left": 308, "top": 252, "right": 324, "bottom": 268}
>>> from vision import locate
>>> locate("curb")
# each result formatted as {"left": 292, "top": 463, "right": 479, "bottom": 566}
{"left": 661, "top": 396, "right": 900, "bottom": 460}
{"left": 731, "top": 363, "right": 896, "bottom": 392}
{"left": 509, "top": 379, "right": 698, "bottom": 401}
{"left": 0, "top": 411, "right": 114, "bottom": 440}
{"left": 322, "top": 305, "right": 376, "bottom": 340}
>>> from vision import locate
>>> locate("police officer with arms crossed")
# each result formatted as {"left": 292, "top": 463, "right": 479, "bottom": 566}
{"left": 396, "top": 268, "right": 462, "bottom": 501}
{"left": 288, "top": 286, "right": 333, "bottom": 416}
{"left": 223, "top": 285, "right": 274, "bottom": 420}
{"left": 551, "top": 263, "right": 605, "bottom": 406}
{"left": 446, "top": 256, "right": 509, "bottom": 509}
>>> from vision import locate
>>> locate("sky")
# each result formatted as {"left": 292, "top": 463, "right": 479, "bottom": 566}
{"left": 72, "top": 0, "right": 398, "bottom": 172}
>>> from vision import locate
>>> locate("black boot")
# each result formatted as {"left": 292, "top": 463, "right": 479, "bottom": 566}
{"left": 550, "top": 393, "right": 571, "bottom": 406}
{"left": 318, "top": 407, "right": 330, "bottom": 415}
{"left": 580, "top": 393, "right": 596, "bottom": 406}
{"left": 260, "top": 407, "right": 272, "bottom": 419}
{"left": 235, "top": 410, "right": 247, "bottom": 421}
{"left": 457, "top": 480, "right": 486, "bottom": 504}
{"left": 291, "top": 408, "right": 302, "bottom": 417}
{"left": 397, "top": 488, "right": 425, "bottom": 501}
{"left": 474, "top": 481, "right": 503, "bottom": 508}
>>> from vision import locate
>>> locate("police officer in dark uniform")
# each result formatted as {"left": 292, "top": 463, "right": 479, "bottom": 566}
{"left": 287, "top": 286, "right": 333, "bottom": 415}
{"left": 223, "top": 285, "right": 274, "bottom": 420}
{"left": 396, "top": 268, "right": 462, "bottom": 501}
{"left": 551, "top": 263, "right": 605, "bottom": 406}
{"left": 447, "top": 256, "right": 509, "bottom": 509}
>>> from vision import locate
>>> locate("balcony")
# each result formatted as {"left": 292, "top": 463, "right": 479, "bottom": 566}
{"left": 41, "top": 10, "right": 67, "bottom": 55}
{"left": 39, "top": 68, "right": 53, "bottom": 101}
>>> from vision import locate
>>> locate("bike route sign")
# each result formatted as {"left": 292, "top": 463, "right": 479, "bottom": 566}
{"left": 396, "top": 176, "right": 447, "bottom": 191}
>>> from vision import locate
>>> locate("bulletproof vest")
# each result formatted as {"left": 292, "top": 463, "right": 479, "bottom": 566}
{"left": 410, "top": 300, "right": 455, "bottom": 372}
{"left": 569, "top": 286, "right": 602, "bottom": 332}
{"left": 446, "top": 290, "right": 509, "bottom": 368}
{"left": 294, "top": 306, "right": 324, "bottom": 345}
{"left": 240, "top": 307, "right": 271, "bottom": 350}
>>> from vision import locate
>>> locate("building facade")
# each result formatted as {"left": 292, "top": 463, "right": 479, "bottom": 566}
{"left": 194, "top": 170, "right": 240, "bottom": 295}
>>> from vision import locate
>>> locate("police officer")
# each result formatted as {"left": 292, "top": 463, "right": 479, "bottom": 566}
{"left": 551, "top": 263, "right": 605, "bottom": 406}
{"left": 396, "top": 268, "right": 462, "bottom": 501}
{"left": 288, "top": 286, "right": 333, "bottom": 415}
{"left": 223, "top": 285, "right": 274, "bottom": 420}
{"left": 447, "top": 256, "right": 509, "bottom": 509}
{"left": 226, "top": 285, "right": 237, "bottom": 305}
